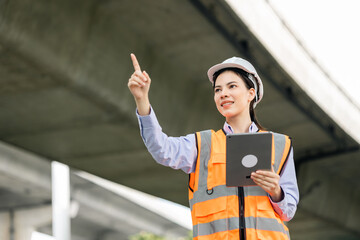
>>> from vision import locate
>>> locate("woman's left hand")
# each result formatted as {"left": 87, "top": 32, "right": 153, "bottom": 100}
{"left": 251, "top": 166, "right": 283, "bottom": 202}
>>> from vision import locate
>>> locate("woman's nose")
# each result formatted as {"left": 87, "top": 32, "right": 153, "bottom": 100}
{"left": 221, "top": 89, "right": 229, "bottom": 98}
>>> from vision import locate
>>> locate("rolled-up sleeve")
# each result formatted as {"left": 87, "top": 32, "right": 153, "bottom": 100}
{"left": 136, "top": 107, "right": 197, "bottom": 174}
{"left": 269, "top": 148, "right": 299, "bottom": 221}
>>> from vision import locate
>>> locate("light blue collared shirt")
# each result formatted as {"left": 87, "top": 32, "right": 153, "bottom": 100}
{"left": 137, "top": 107, "right": 299, "bottom": 221}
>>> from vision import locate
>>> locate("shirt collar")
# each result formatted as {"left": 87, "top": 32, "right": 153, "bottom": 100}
{"left": 223, "top": 121, "right": 258, "bottom": 135}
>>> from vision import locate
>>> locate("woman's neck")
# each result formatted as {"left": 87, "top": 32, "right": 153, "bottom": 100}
{"left": 226, "top": 114, "right": 252, "bottom": 134}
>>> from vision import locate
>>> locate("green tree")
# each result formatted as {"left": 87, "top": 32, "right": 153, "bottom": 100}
{"left": 129, "top": 231, "right": 192, "bottom": 240}
{"left": 129, "top": 231, "right": 165, "bottom": 240}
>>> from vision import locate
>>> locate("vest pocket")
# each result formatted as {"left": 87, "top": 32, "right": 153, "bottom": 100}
{"left": 193, "top": 197, "right": 229, "bottom": 240}
{"left": 256, "top": 198, "right": 286, "bottom": 239}
{"left": 194, "top": 196, "right": 227, "bottom": 217}
{"left": 211, "top": 153, "right": 226, "bottom": 163}
{"left": 256, "top": 198, "right": 276, "bottom": 218}
{"left": 208, "top": 154, "right": 226, "bottom": 189}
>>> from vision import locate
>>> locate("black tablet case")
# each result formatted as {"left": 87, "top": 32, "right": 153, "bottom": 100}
{"left": 226, "top": 132, "right": 272, "bottom": 187}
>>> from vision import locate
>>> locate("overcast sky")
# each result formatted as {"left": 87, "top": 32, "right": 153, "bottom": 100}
{"left": 268, "top": 0, "right": 360, "bottom": 107}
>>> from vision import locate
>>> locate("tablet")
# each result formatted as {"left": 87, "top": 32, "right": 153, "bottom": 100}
{"left": 226, "top": 132, "right": 272, "bottom": 187}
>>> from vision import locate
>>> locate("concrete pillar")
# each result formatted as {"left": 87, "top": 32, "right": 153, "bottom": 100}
{"left": 0, "top": 212, "right": 10, "bottom": 240}
{"left": 52, "top": 161, "right": 71, "bottom": 240}
{"left": 13, "top": 205, "right": 52, "bottom": 240}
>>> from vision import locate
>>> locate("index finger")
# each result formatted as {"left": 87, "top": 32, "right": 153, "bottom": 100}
{"left": 130, "top": 53, "right": 141, "bottom": 71}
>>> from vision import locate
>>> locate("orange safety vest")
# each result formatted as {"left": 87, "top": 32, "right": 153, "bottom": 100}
{"left": 188, "top": 129, "right": 292, "bottom": 240}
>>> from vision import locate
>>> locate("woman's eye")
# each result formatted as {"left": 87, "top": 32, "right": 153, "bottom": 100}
{"left": 230, "top": 84, "right": 236, "bottom": 88}
{"left": 214, "top": 88, "right": 221, "bottom": 93}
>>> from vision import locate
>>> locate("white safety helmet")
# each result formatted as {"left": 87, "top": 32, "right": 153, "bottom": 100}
{"left": 207, "top": 57, "right": 264, "bottom": 108}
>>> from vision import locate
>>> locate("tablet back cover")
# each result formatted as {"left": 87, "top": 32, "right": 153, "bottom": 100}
{"left": 226, "top": 132, "right": 272, "bottom": 187}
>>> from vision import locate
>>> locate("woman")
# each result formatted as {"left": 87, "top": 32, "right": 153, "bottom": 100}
{"left": 128, "top": 54, "right": 299, "bottom": 240}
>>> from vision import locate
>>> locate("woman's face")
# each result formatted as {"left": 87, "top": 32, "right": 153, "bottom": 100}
{"left": 213, "top": 70, "right": 255, "bottom": 119}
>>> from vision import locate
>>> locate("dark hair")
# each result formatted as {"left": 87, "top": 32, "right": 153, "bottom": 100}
{"left": 213, "top": 67, "right": 265, "bottom": 131}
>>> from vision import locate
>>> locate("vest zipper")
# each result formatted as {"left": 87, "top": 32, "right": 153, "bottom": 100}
{"left": 238, "top": 186, "right": 246, "bottom": 239}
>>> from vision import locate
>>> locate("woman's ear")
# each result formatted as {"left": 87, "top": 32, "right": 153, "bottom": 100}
{"left": 248, "top": 88, "right": 256, "bottom": 102}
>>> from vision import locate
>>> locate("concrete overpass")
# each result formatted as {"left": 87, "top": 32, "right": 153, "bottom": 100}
{"left": 0, "top": 0, "right": 359, "bottom": 239}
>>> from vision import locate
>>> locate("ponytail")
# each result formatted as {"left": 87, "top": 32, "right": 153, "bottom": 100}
{"left": 250, "top": 101, "right": 265, "bottom": 131}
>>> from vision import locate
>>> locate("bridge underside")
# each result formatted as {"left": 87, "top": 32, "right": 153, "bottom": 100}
{"left": 0, "top": 0, "right": 359, "bottom": 239}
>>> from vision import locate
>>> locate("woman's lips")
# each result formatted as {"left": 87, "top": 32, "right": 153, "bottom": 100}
{"left": 221, "top": 101, "right": 234, "bottom": 107}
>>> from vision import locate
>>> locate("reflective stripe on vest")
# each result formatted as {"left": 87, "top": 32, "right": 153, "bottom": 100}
{"left": 193, "top": 216, "right": 290, "bottom": 238}
{"left": 189, "top": 129, "right": 292, "bottom": 240}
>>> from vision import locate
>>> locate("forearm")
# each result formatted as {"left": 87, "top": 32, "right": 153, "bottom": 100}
{"left": 270, "top": 149, "right": 299, "bottom": 221}
{"left": 137, "top": 107, "right": 197, "bottom": 173}
{"left": 270, "top": 187, "right": 298, "bottom": 221}
{"left": 135, "top": 96, "right": 150, "bottom": 116}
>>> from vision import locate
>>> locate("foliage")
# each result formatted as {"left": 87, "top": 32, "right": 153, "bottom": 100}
{"left": 129, "top": 231, "right": 165, "bottom": 240}
{"left": 129, "top": 231, "right": 192, "bottom": 240}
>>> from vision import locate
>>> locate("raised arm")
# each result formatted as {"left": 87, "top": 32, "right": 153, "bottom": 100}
{"left": 128, "top": 53, "right": 151, "bottom": 115}
{"left": 127, "top": 54, "right": 198, "bottom": 173}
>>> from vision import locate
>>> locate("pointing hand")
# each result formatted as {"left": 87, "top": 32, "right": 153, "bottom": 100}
{"left": 128, "top": 53, "right": 151, "bottom": 100}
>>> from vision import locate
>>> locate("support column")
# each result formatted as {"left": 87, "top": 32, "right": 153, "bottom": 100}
{"left": 0, "top": 212, "right": 10, "bottom": 240}
{"left": 13, "top": 205, "right": 52, "bottom": 240}
{"left": 52, "top": 161, "right": 71, "bottom": 240}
